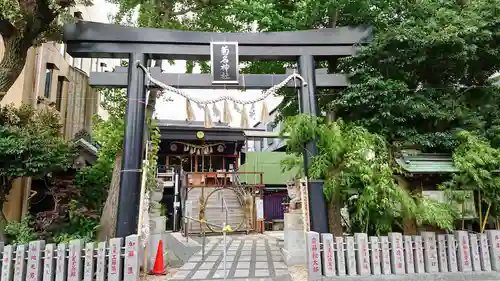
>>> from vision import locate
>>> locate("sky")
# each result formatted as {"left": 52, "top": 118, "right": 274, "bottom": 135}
{"left": 85, "top": 0, "right": 283, "bottom": 128}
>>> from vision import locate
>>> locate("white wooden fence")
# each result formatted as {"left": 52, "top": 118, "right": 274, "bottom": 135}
{"left": 306, "top": 230, "right": 500, "bottom": 280}
{"left": 0, "top": 235, "right": 141, "bottom": 281}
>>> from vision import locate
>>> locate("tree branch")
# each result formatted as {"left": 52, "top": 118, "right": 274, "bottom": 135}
{"left": 169, "top": 0, "right": 225, "bottom": 16}
{"left": 0, "top": 20, "right": 16, "bottom": 38}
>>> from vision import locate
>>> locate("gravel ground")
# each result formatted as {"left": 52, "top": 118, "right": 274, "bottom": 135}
{"left": 288, "top": 265, "right": 307, "bottom": 281}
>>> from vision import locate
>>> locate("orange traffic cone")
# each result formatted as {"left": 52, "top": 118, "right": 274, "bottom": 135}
{"left": 152, "top": 240, "right": 166, "bottom": 275}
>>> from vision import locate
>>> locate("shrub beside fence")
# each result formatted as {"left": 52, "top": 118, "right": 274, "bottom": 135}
{"left": 0, "top": 235, "right": 140, "bottom": 281}
{"left": 306, "top": 230, "right": 500, "bottom": 280}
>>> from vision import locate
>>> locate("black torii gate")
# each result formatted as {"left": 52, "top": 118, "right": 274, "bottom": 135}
{"left": 63, "top": 22, "right": 372, "bottom": 237}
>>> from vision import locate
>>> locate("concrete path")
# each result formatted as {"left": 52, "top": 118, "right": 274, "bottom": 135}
{"left": 169, "top": 235, "right": 290, "bottom": 280}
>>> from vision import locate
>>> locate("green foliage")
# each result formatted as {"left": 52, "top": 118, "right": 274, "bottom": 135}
{"left": 145, "top": 117, "right": 161, "bottom": 191}
{"left": 281, "top": 114, "right": 456, "bottom": 234}
{"left": 65, "top": 88, "right": 127, "bottom": 241}
{"left": 43, "top": 88, "right": 126, "bottom": 243}
{"left": 334, "top": 0, "right": 500, "bottom": 151}
{"left": 441, "top": 131, "right": 500, "bottom": 225}
{"left": 76, "top": 88, "right": 127, "bottom": 206}
{"left": 4, "top": 215, "right": 38, "bottom": 244}
{"left": 0, "top": 0, "right": 92, "bottom": 95}
{"left": 93, "top": 88, "right": 127, "bottom": 163}
{"left": 51, "top": 200, "right": 99, "bottom": 243}
{"left": 414, "top": 195, "right": 459, "bottom": 230}
{"left": 0, "top": 104, "right": 74, "bottom": 202}
{"left": 74, "top": 161, "right": 112, "bottom": 213}
{"left": 109, "top": 0, "right": 500, "bottom": 153}
{"left": 449, "top": 131, "right": 500, "bottom": 196}
{"left": 0, "top": 0, "right": 91, "bottom": 42}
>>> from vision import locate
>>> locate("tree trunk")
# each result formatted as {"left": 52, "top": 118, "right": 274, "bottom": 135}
{"left": 324, "top": 112, "right": 343, "bottom": 235}
{"left": 0, "top": 200, "right": 6, "bottom": 242}
{"left": 0, "top": 176, "right": 15, "bottom": 242}
{"left": 394, "top": 175, "right": 418, "bottom": 235}
{"left": 0, "top": 35, "right": 29, "bottom": 101}
{"left": 97, "top": 152, "right": 122, "bottom": 241}
{"left": 327, "top": 192, "right": 343, "bottom": 236}
{"left": 97, "top": 87, "right": 158, "bottom": 241}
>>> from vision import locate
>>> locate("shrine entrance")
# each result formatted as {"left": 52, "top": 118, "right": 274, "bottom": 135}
{"left": 63, "top": 22, "right": 372, "bottom": 238}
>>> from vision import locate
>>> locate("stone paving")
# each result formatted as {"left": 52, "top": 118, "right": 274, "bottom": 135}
{"left": 169, "top": 235, "right": 289, "bottom": 280}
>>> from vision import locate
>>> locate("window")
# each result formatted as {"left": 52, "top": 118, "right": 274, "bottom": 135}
{"left": 44, "top": 64, "right": 55, "bottom": 99}
{"left": 55, "top": 77, "right": 64, "bottom": 111}
{"left": 266, "top": 123, "right": 274, "bottom": 146}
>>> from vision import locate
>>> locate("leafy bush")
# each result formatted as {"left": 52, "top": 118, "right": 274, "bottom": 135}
{"left": 74, "top": 161, "right": 112, "bottom": 214}
{"left": 5, "top": 215, "right": 38, "bottom": 244}
{"left": 281, "top": 114, "right": 456, "bottom": 235}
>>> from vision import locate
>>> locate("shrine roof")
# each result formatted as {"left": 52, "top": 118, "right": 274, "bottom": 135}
{"left": 395, "top": 151, "right": 499, "bottom": 174}
{"left": 157, "top": 119, "right": 252, "bottom": 141}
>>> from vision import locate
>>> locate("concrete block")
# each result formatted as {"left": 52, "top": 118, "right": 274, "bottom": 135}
{"left": 413, "top": 236, "right": 425, "bottom": 273}
{"left": 354, "top": 233, "right": 371, "bottom": 276}
{"left": 388, "top": 232, "right": 405, "bottom": 274}
{"left": 421, "top": 232, "right": 439, "bottom": 273}
{"left": 370, "top": 236, "right": 381, "bottom": 275}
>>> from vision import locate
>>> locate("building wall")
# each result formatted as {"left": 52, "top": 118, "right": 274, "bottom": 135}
{"left": 69, "top": 3, "right": 122, "bottom": 122}
{"left": 0, "top": 25, "right": 104, "bottom": 223}
{"left": 0, "top": 1, "right": 121, "bottom": 223}
{"left": 251, "top": 109, "right": 286, "bottom": 152}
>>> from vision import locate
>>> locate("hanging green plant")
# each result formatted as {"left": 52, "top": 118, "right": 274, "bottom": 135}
{"left": 145, "top": 117, "right": 161, "bottom": 191}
